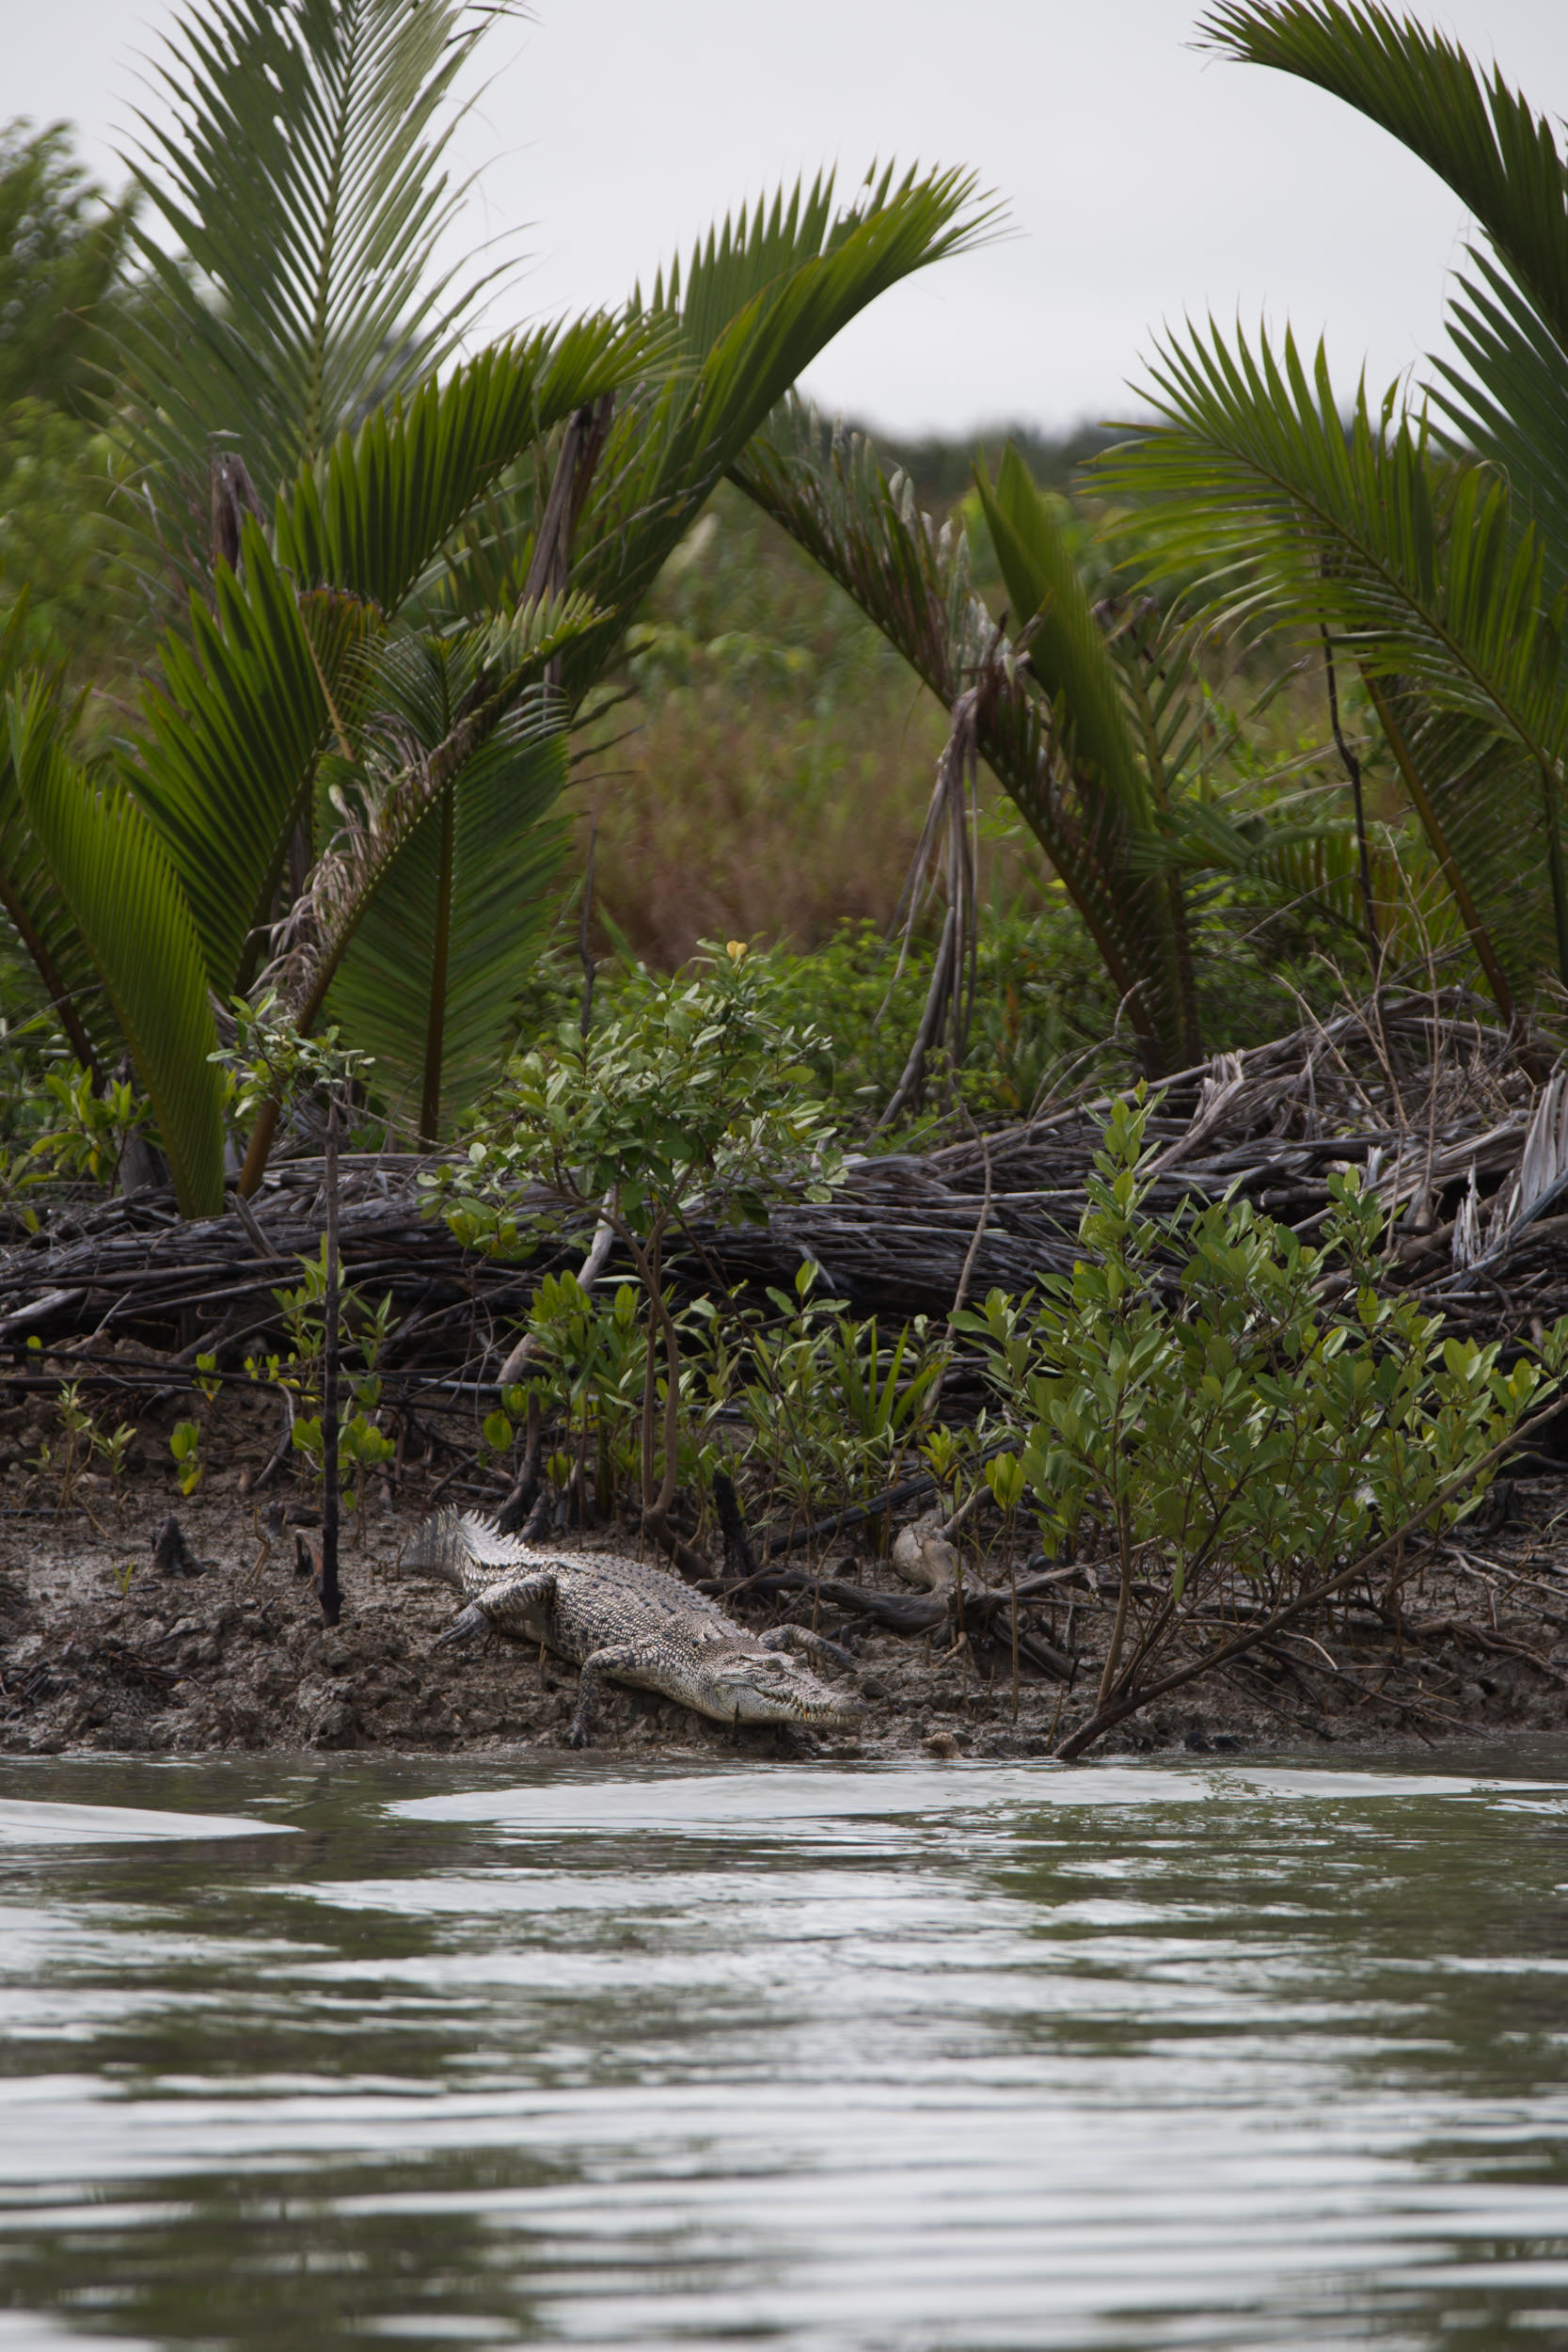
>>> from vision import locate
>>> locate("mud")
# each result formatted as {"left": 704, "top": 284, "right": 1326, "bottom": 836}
{"left": 4, "top": 1435, "right": 1568, "bottom": 1764}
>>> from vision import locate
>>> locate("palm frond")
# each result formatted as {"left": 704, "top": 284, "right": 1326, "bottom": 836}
{"left": 1198, "top": 5, "right": 1568, "bottom": 587}
{"left": 1437, "top": 250, "right": 1568, "bottom": 596}
{"left": 483, "top": 167, "right": 1001, "bottom": 694}
{"left": 121, "top": 0, "right": 501, "bottom": 569}
{"left": 267, "top": 594, "right": 592, "bottom": 1137}
{"left": 130, "top": 521, "right": 361, "bottom": 996}
{"left": 277, "top": 315, "right": 658, "bottom": 615}
{"left": 1197, "top": 4, "right": 1568, "bottom": 353}
{"left": 325, "top": 713, "right": 569, "bottom": 1140}
{"left": 0, "top": 642, "right": 114, "bottom": 1078}
{"left": 1104, "top": 324, "right": 1561, "bottom": 736}
{"left": 1101, "top": 319, "right": 1568, "bottom": 1005}
{"left": 9, "top": 694, "right": 225, "bottom": 1216}
{"left": 976, "top": 446, "right": 1154, "bottom": 823}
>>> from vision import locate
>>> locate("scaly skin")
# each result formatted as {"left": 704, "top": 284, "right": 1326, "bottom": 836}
{"left": 402, "top": 1509, "right": 862, "bottom": 1746}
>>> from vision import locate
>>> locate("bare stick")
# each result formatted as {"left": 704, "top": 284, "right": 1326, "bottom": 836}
{"left": 1322, "top": 626, "right": 1378, "bottom": 961}
{"left": 318, "top": 1099, "right": 341, "bottom": 1626}
{"left": 579, "top": 818, "right": 598, "bottom": 1040}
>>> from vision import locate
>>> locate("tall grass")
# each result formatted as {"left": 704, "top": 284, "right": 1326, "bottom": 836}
{"left": 572, "top": 483, "right": 1048, "bottom": 966}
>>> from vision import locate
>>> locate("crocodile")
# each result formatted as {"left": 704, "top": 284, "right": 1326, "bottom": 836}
{"left": 402, "top": 1509, "right": 863, "bottom": 1747}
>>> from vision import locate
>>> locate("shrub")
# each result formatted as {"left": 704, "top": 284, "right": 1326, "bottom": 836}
{"left": 958, "top": 1089, "right": 1568, "bottom": 1756}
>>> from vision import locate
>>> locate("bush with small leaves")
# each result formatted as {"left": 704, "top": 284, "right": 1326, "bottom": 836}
{"left": 955, "top": 1089, "right": 1568, "bottom": 1756}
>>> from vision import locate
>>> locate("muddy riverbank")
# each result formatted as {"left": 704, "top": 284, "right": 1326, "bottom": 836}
{"left": 5, "top": 1461, "right": 1568, "bottom": 1763}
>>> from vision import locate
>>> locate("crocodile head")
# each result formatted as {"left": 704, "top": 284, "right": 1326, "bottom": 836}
{"left": 703, "top": 1647, "right": 863, "bottom": 1730}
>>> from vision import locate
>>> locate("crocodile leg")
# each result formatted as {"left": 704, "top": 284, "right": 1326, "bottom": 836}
{"left": 761, "top": 1624, "right": 857, "bottom": 1672}
{"left": 434, "top": 1567, "right": 557, "bottom": 1648}
{"left": 565, "top": 1640, "right": 664, "bottom": 1749}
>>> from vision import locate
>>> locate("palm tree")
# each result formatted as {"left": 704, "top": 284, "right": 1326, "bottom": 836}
{"left": 0, "top": 0, "right": 994, "bottom": 1213}
{"left": 1096, "top": 1, "right": 1568, "bottom": 1025}
{"left": 732, "top": 409, "right": 1244, "bottom": 1078}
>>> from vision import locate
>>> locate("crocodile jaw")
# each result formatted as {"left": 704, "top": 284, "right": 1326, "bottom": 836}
{"left": 703, "top": 1656, "right": 863, "bottom": 1730}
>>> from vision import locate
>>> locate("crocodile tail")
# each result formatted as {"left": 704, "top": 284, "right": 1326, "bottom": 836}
{"left": 399, "top": 1507, "right": 471, "bottom": 1592}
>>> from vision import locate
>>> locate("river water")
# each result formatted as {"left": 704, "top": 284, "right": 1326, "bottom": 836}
{"left": 0, "top": 1751, "right": 1566, "bottom": 2350}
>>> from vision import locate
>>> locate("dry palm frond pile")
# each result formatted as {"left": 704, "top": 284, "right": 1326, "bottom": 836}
{"left": 0, "top": 990, "right": 1561, "bottom": 1386}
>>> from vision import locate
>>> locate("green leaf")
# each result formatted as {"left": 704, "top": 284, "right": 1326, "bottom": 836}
{"left": 977, "top": 447, "right": 1151, "bottom": 825}
{"left": 455, "top": 166, "right": 1001, "bottom": 694}
{"left": 9, "top": 692, "right": 225, "bottom": 1216}
{"left": 325, "top": 677, "right": 573, "bottom": 1137}
{"left": 120, "top": 0, "right": 503, "bottom": 557}
{"left": 277, "top": 317, "right": 657, "bottom": 615}
{"left": 130, "top": 523, "right": 352, "bottom": 995}
{"left": 0, "top": 655, "right": 114, "bottom": 1077}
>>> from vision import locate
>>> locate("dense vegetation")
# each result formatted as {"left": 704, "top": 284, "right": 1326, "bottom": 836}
{"left": 6, "top": 0, "right": 1568, "bottom": 1756}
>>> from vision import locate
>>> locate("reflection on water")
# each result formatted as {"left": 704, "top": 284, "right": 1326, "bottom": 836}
{"left": 0, "top": 1751, "right": 1566, "bottom": 2350}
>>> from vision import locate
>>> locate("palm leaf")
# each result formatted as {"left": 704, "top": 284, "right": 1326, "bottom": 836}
{"left": 1197, "top": 4, "right": 1568, "bottom": 592}
{"left": 9, "top": 694, "right": 225, "bottom": 1216}
{"left": 129, "top": 522, "right": 357, "bottom": 997}
{"left": 440, "top": 167, "right": 1000, "bottom": 689}
{"left": 326, "top": 707, "right": 570, "bottom": 1140}
{"left": 1100, "top": 321, "right": 1568, "bottom": 1005}
{"left": 1197, "top": 5, "right": 1568, "bottom": 351}
{"left": 1440, "top": 250, "right": 1568, "bottom": 589}
{"left": 130, "top": 324, "right": 645, "bottom": 1005}
{"left": 979, "top": 448, "right": 1154, "bottom": 818}
{"left": 277, "top": 316, "right": 655, "bottom": 614}
{"left": 265, "top": 596, "right": 594, "bottom": 1143}
{"left": 0, "top": 639, "right": 113, "bottom": 1078}
{"left": 120, "top": 0, "right": 502, "bottom": 581}
{"left": 975, "top": 447, "right": 1199, "bottom": 1054}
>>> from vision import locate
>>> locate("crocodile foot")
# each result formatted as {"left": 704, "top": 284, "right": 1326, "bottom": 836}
{"left": 434, "top": 1599, "right": 492, "bottom": 1648}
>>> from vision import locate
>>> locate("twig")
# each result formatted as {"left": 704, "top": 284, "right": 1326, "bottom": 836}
{"left": 578, "top": 818, "right": 598, "bottom": 1040}
{"left": 318, "top": 1100, "right": 341, "bottom": 1626}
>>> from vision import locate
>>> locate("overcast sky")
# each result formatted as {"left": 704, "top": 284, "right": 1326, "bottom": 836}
{"left": 11, "top": 0, "right": 1568, "bottom": 437}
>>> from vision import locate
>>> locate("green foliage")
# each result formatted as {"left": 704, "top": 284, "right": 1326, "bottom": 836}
{"left": 215, "top": 994, "right": 375, "bottom": 1130}
{"left": 736, "top": 1261, "right": 942, "bottom": 1515}
{"left": 761, "top": 909, "right": 1119, "bottom": 1124}
{"left": 44, "top": 1381, "right": 97, "bottom": 1511}
{"left": 0, "top": 121, "right": 136, "bottom": 415}
{"left": 27, "top": 1064, "right": 150, "bottom": 1186}
{"left": 168, "top": 1417, "right": 203, "bottom": 1498}
{"left": 436, "top": 944, "right": 845, "bottom": 1522}
{"left": 444, "top": 944, "right": 845, "bottom": 1248}
{"left": 519, "top": 1271, "right": 657, "bottom": 1518}
{"left": 954, "top": 1088, "right": 1568, "bottom": 1740}
{"left": 249, "top": 1252, "right": 396, "bottom": 1518}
